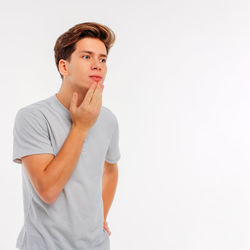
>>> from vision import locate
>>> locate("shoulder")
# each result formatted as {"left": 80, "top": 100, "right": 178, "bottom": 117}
{"left": 14, "top": 98, "right": 51, "bottom": 126}
{"left": 100, "top": 106, "right": 120, "bottom": 139}
{"left": 101, "top": 105, "right": 119, "bottom": 125}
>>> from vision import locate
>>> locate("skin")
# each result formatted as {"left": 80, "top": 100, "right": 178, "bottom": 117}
{"left": 56, "top": 37, "right": 118, "bottom": 236}
{"left": 56, "top": 37, "right": 107, "bottom": 109}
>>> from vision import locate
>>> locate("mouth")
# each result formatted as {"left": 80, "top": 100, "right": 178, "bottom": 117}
{"left": 89, "top": 76, "right": 102, "bottom": 82}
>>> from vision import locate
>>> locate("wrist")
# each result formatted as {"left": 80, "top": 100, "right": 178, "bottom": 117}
{"left": 71, "top": 124, "right": 89, "bottom": 137}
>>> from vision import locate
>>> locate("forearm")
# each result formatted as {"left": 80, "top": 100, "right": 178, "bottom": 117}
{"left": 43, "top": 124, "right": 88, "bottom": 203}
{"left": 102, "top": 165, "right": 118, "bottom": 221}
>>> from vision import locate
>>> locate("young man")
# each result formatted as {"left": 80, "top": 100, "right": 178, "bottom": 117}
{"left": 12, "top": 22, "right": 121, "bottom": 250}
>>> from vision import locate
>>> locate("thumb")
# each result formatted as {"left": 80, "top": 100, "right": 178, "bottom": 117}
{"left": 70, "top": 92, "right": 78, "bottom": 112}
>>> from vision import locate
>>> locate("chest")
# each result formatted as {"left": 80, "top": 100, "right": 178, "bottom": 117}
{"left": 45, "top": 112, "right": 111, "bottom": 178}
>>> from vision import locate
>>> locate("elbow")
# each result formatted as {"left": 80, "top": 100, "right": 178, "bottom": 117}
{"left": 37, "top": 175, "right": 60, "bottom": 205}
{"left": 39, "top": 187, "right": 58, "bottom": 205}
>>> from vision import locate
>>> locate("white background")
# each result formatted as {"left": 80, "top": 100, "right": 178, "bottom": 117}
{"left": 1, "top": 0, "right": 250, "bottom": 249}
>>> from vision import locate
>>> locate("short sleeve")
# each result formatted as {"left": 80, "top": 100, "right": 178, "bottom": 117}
{"left": 105, "top": 117, "right": 121, "bottom": 164}
{"left": 12, "top": 108, "right": 55, "bottom": 164}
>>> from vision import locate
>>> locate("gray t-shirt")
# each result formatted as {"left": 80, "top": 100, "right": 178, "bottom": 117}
{"left": 12, "top": 93, "right": 121, "bottom": 250}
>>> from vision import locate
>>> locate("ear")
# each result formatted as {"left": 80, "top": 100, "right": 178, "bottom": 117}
{"left": 58, "top": 59, "right": 69, "bottom": 78}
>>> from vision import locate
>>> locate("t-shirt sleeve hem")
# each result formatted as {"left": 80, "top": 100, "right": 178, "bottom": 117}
{"left": 105, "top": 155, "right": 121, "bottom": 164}
{"left": 13, "top": 150, "right": 55, "bottom": 164}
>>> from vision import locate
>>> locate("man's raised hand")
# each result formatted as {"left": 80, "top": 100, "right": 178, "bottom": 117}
{"left": 70, "top": 82, "right": 104, "bottom": 133}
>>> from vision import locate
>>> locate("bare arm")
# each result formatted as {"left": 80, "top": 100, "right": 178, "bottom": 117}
{"left": 42, "top": 125, "right": 88, "bottom": 203}
{"left": 102, "top": 161, "right": 118, "bottom": 221}
{"left": 22, "top": 81, "right": 104, "bottom": 204}
{"left": 22, "top": 126, "right": 87, "bottom": 204}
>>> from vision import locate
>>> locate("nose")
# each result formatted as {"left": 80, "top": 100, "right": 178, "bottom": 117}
{"left": 91, "top": 58, "right": 101, "bottom": 71}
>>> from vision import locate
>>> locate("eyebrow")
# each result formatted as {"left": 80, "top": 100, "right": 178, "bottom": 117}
{"left": 78, "top": 50, "right": 107, "bottom": 58}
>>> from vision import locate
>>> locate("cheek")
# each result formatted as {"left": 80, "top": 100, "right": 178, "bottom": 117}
{"left": 73, "top": 62, "right": 88, "bottom": 74}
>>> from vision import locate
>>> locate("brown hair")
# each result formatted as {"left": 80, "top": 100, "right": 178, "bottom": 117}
{"left": 54, "top": 22, "right": 116, "bottom": 79}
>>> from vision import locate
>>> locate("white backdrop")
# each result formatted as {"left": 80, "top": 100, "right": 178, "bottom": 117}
{"left": 1, "top": 0, "right": 250, "bottom": 249}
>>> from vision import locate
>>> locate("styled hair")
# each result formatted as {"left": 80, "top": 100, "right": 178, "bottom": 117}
{"left": 54, "top": 22, "right": 116, "bottom": 79}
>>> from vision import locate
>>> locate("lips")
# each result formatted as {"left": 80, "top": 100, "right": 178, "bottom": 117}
{"left": 89, "top": 76, "right": 102, "bottom": 81}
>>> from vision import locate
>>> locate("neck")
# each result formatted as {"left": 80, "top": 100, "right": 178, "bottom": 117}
{"left": 56, "top": 79, "right": 88, "bottom": 111}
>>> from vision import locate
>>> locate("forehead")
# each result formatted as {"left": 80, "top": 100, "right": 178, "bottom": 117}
{"left": 74, "top": 37, "right": 107, "bottom": 55}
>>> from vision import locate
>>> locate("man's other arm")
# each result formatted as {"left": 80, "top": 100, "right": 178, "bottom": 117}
{"left": 102, "top": 161, "right": 118, "bottom": 221}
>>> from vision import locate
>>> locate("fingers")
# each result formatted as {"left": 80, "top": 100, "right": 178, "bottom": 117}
{"left": 103, "top": 226, "right": 111, "bottom": 235}
{"left": 90, "top": 82, "right": 103, "bottom": 108}
{"left": 82, "top": 81, "right": 98, "bottom": 105}
{"left": 70, "top": 92, "right": 78, "bottom": 112}
{"left": 104, "top": 222, "right": 111, "bottom": 235}
{"left": 105, "top": 228, "right": 111, "bottom": 236}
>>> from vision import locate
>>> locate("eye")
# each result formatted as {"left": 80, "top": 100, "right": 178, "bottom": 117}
{"left": 100, "top": 58, "right": 106, "bottom": 63}
{"left": 82, "top": 55, "right": 90, "bottom": 59}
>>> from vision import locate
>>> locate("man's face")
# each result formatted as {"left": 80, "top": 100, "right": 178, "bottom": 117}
{"left": 60, "top": 37, "right": 107, "bottom": 88}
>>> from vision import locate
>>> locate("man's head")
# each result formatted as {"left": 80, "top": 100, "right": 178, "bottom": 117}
{"left": 54, "top": 22, "right": 115, "bottom": 89}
